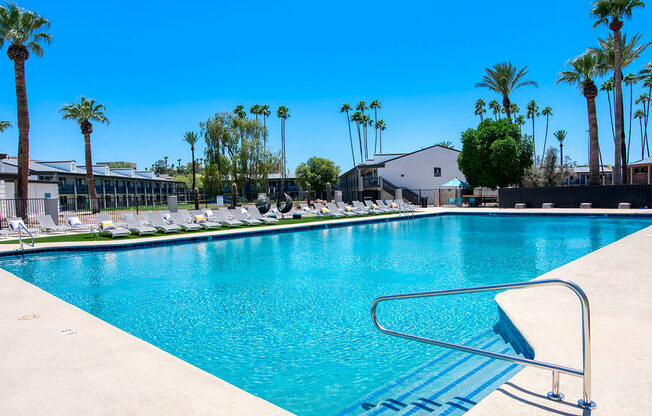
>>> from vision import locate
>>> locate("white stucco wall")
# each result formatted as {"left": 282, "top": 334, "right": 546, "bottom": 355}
{"left": 377, "top": 146, "right": 465, "bottom": 203}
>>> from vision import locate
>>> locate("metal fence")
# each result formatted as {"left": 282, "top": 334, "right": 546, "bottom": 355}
{"left": 0, "top": 198, "right": 47, "bottom": 228}
{"left": 498, "top": 184, "right": 652, "bottom": 209}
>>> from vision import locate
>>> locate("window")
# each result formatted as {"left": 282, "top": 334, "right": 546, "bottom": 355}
{"left": 433, "top": 167, "right": 441, "bottom": 177}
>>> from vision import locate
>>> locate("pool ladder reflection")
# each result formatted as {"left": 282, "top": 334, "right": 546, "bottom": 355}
{"left": 371, "top": 279, "right": 597, "bottom": 410}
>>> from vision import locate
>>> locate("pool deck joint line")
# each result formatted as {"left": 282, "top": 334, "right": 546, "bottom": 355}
{"left": 0, "top": 207, "right": 650, "bottom": 415}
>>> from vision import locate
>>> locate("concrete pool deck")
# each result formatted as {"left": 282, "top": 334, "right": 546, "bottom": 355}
{"left": 0, "top": 207, "right": 650, "bottom": 415}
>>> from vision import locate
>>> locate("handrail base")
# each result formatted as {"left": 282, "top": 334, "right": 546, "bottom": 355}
{"left": 578, "top": 399, "right": 597, "bottom": 410}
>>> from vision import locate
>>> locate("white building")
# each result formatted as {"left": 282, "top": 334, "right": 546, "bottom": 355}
{"left": 339, "top": 145, "right": 466, "bottom": 204}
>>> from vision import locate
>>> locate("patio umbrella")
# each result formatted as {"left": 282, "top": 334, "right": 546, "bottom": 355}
{"left": 440, "top": 177, "right": 470, "bottom": 205}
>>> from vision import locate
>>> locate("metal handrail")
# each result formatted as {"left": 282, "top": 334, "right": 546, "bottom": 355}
{"left": 371, "top": 279, "right": 597, "bottom": 409}
{"left": 17, "top": 222, "right": 35, "bottom": 250}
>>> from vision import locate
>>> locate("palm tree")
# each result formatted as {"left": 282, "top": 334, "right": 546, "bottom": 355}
{"left": 0, "top": 3, "right": 51, "bottom": 211}
{"left": 250, "top": 104, "right": 261, "bottom": 121}
{"left": 362, "top": 114, "right": 373, "bottom": 159}
{"left": 639, "top": 62, "right": 652, "bottom": 157}
{"left": 488, "top": 100, "right": 501, "bottom": 120}
{"left": 369, "top": 100, "right": 381, "bottom": 153}
{"left": 0, "top": 120, "right": 11, "bottom": 132}
{"left": 591, "top": 0, "right": 645, "bottom": 184}
{"left": 635, "top": 93, "right": 651, "bottom": 157}
{"left": 183, "top": 131, "right": 199, "bottom": 209}
{"left": 510, "top": 103, "right": 520, "bottom": 120}
{"left": 556, "top": 51, "right": 602, "bottom": 185}
{"left": 474, "top": 99, "right": 486, "bottom": 122}
{"left": 526, "top": 100, "right": 540, "bottom": 154}
{"left": 515, "top": 115, "right": 526, "bottom": 133}
{"left": 541, "top": 106, "right": 553, "bottom": 164}
{"left": 436, "top": 140, "right": 453, "bottom": 148}
{"left": 475, "top": 62, "right": 538, "bottom": 120}
{"left": 623, "top": 73, "right": 640, "bottom": 162}
{"left": 591, "top": 32, "right": 651, "bottom": 180}
{"left": 340, "top": 104, "right": 356, "bottom": 167}
{"left": 554, "top": 130, "right": 567, "bottom": 166}
{"left": 276, "top": 106, "right": 290, "bottom": 186}
{"left": 634, "top": 109, "right": 645, "bottom": 158}
{"left": 233, "top": 105, "right": 247, "bottom": 119}
{"left": 356, "top": 101, "right": 368, "bottom": 158}
{"left": 350, "top": 111, "right": 364, "bottom": 162}
{"left": 601, "top": 79, "right": 616, "bottom": 140}
{"left": 260, "top": 104, "right": 271, "bottom": 145}
{"left": 60, "top": 97, "right": 109, "bottom": 212}
{"left": 376, "top": 120, "right": 386, "bottom": 152}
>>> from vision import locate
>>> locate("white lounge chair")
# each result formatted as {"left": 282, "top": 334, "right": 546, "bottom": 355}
{"left": 396, "top": 198, "right": 416, "bottom": 211}
{"left": 326, "top": 202, "right": 354, "bottom": 217}
{"left": 64, "top": 215, "right": 95, "bottom": 231}
{"left": 37, "top": 215, "right": 68, "bottom": 233}
{"left": 211, "top": 209, "right": 244, "bottom": 227}
{"left": 230, "top": 208, "right": 261, "bottom": 225}
{"left": 299, "top": 203, "right": 318, "bottom": 216}
{"left": 121, "top": 213, "right": 157, "bottom": 236}
{"left": 376, "top": 200, "right": 399, "bottom": 212}
{"left": 6, "top": 217, "right": 40, "bottom": 236}
{"left": 142, "top": 211, "right": 182, "bottom": 234}
{"left": 188, "top": 210, "right": 221, "bottom": 229}
{"left": 247, "top": 206, "right": 279, "bottom": 224}
{"left": 352, "top": 201, "right": 371, "bottom": 214}
{"left": 168, "top": 211, "right": 203, "bottom": 231}
{"left": 364, "top": 200, "right": 387, "bottom": 213}
{"left": 336, "top": 201, "right": 360, "bottom": 216}
{"left": 313, "top": 202, "right": 344, "bottom": 217}
{"left": 96, "top": 213, "right": 131, "bottom": 238}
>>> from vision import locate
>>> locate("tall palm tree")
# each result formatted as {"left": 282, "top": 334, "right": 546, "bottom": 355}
{"left": 623, "top": 73, "right": 640, "bottom": 162}
{"left": 591, "top": 33, "right": 651, "bottom": 179}
{"left": 356, "top": 101, "right": 368, "bottom": 158}
{"left": 250, "top": 104, "right": 261, "bottom": 121}
{"left": 276, "top": 106, "right": 290, "bottom": 186}
{"left": 340, "top": 103, "right": 356, "bottom": 166}
{"left": 556, "top": 51, "right": 602, "bottom": 185}
{"left": 488, "top": 99, "right": 501, "bottom": 120}
{"left": 60, "top": 97, "right": 109, "bottom": 213}
{"left": 526, "top": 100, "right": 540, "bottom": 154}
{"left": 515, "top": 115, "right": 526, "bottom": 133}
{"left": 362, "top": 114, "right": 373, "bottom": 159}
{"left": 0, "top": 120, "right": 11, "bottom": 132}
{"left": 635, "top": 93, "right": 651, "bottom": 157}
{"left": 510, "top": 103, "right": 520, "bottom": 120}
{"left": 475, "top": 62, "right": 538, "bottom": 120}
{"left": 183, "top": 131, "right": 199, "bottom": 209}
{"left": 474, "top": 99, "right": 486, "bottom": 122}
{"left": 554, "top": 130, "right": 567, "bottom": 166}
{"left": 233, "top": 105, "right": 247, "bottom": 119}
{"left": 634, "top": 109, "right": 645, "bottom": 158}
{"left": 0, "top": 3, "right": 51, "bottom": 211}
{"left": 639, "top": 62, "right": 652, "bottom": 156}
{"left": 350, "top": 111, "right": 364, "bottom": 162}
{"left": 601, "top": 79, "right": 616, "bottom": 140}
{"left": 260, "top": 104, "right": 271, "bottom": 145}
{"left": 369, "top": 100, "right": 381, "bottom": 153}
{"left": 591, "top": 0, "right": 645, "bottom": 184}
{"left": 541, "top": 106, "right": 553, "bottom": 164}
{"left": 376, "top": 120, "right": 386, "bottom": 152}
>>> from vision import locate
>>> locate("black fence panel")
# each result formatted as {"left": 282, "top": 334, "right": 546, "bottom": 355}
{"left": 498, "top": 185, "right": 652, "bottom": 209}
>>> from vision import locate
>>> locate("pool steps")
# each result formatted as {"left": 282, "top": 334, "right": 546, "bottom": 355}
{"left": 336, "top": 329, "right": 524, "bottom": 416}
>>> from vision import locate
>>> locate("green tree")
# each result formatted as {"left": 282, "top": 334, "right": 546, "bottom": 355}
{"left": 60, "top": 97, "right": 109, "bottom": 212}
{"left": 0, "top": 2, "right": 51, "bottom": 208}
{"left": 0, "top": 120, "right": 11, "bottom": 132}
{"left": 515, "top": 115, "right": 526, "bottom": 133}
{"left": 183, "top": 131, "right": 199, "bottom": 208}
{"left": 250, "top": 104, "right": 261, "bottom": 121}
{"left": 376, "top": 119, "right": 386, "bottom": 152}
{"left": 233, "top": 105, "right": 247, "bottom": 119}
{"left": 488, "top": 99, "right": 501, "bottom": 120}
{"left": 591, "top": 0, "right": 645, "bottom": 184}
{"left": 554, "top": 129, "right": 567, "bottom": 165}
{"left": 523, "top": 148, "right": 573, "bottom": 187}
{"left": 295, "top": 157, "right": 340, "bottom": 195}
{"left": 541, "top": 106, "right": 553, "bottom": 165}
{"left": 556, "top": 51, "right": 601, "bottom": 185}
{"left": 369, "top": 100, "right": 381, "bottom": 153}
{"left": 276, "top": 106, "right": 290, "bottom": 187}
{"left": 340, "top": 103, "right": 356, "bottom": 166}
{"left": 474, "top": 99, "right": 486, "bottom": 122}
{"left": 457, "top": 119, "right": 534, "bottom": 189}
{"left": 475, "top": 62, "right": 538, "bottom": 120}
{"left": 436, "top": 140, "right": 454, "bottom": 149}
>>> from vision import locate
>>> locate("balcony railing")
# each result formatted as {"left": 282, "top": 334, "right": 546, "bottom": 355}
{"left": 363, "top": 177, "right": 379, "bottom": 188}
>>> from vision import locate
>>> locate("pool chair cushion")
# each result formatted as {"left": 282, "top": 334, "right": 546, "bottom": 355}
{"left": 8, "top": 219, "right": 23, "bottom": 230}
{"left": 193, "top": 214, "right": 206, "bottom": 223}
{"left": 163, "top": 213, "right": 173, "bottom": 223}
{"left": 100, "top": 220, "right": 116, "bottom": 231}
{"left": 320, "top": 207, "right": 330, "bottom": 214}
{"left": 204, "top": 209, "right": 214, "bottom": 217}
{"left": 345, "top": 206, "right": 353, "bottom": 212}
{"left": 371, "top": 204, "right": 379, "bottom": 210}
{"left": 67, "top": 216, "right": 83, "bottom": 227}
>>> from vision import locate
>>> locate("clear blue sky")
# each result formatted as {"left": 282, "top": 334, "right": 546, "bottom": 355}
{"left": 1, "top": 0, "right": 651, "bottom": 173}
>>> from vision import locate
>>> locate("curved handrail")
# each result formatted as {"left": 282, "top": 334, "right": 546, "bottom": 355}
{"left": 371, "top": 279, "right": 596, "bottom": 409}
{"left": 17, "top": 222, "right": 35, "bottom": 249}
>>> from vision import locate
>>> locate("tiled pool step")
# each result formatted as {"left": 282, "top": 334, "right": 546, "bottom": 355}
{"left": 336, "top": 330, "right": 523, "bottom": 416}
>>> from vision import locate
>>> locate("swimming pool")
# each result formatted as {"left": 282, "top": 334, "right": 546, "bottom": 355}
{"left": 1, "top": 214, "right": 650, "bottom": 415}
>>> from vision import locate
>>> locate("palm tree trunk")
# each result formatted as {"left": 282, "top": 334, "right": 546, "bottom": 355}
{"left": 587, "top": 96, "right": 600, "bottom": 185}
{"left": 531, "top": 117, "right": 536, "bottom": 159}
{"left": 363, "top": 123, "right": 368, "bottom": 160}
{"left": 640, "top": 117, "right": 645, "bottom": 159}
{"left": 560, "top": 143, "right": 563, "bottom": 166}
{"left": 606, "top": 88, "right": 615, "bottom": 140}
{"left": 645, "top": 85, "right": 651, "bottom": 157}
{"left": 84, "top": 133, "right": 99, "bottom": 212}
{"left": 346, "top": 112, "right": 355, "bottom": 167}
{"left": 627, "top": 83, "right": 633, "bottom": 163}
{"left": 541, "top": 115, "right": 549, "bottom": 167}
{"left": 612, "top": 26, "right": 624, "bottom": 185}
{"left": 373, "top": 108, "right": 378, "bottom": 154}
{"left": 191, "top": 146, "right": 198, "bottom": 209}
{"left": 480, "top": 112, "right": 483, "bottom": 122}
{"left": 503, "top": 96, "right": 511, "bottom": 121}
{"left": 356, "top": 123, "right": 363, "bottom": 162}
{"left": 13, "top": 57, "right": 30, "bottom": 218}
{"left": 263, "top": 115, "right": 267, "bottom": 146}
{"left": 380, "top": 129, "right": 383, "bottom": 153}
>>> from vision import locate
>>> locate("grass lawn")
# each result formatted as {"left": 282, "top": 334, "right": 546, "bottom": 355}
{"left": 1, "top": 212, "right": 399, "bottom": 245}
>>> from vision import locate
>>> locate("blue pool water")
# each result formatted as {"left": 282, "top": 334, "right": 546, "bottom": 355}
{"left": 1, "top": 214, "right": 650, "bottom": 415}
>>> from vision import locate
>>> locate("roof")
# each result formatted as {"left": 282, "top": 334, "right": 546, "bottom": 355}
{"left": 573, "top": 165, "right": 612, "bottom": 174}
{"left": 629, "top": 157, "right": 652, "bottom": 166}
